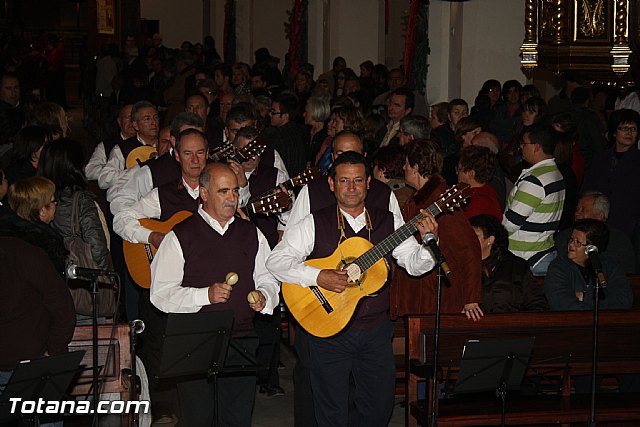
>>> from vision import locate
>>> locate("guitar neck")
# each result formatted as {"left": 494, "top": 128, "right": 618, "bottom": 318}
{"left": 248, "top": 177, "right": 295, "bottom": 204}
{"left": 353, "top": 203, "right": 442, "bottom": 272}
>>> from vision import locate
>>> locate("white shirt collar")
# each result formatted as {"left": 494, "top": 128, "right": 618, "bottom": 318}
{"left": 339, "top": 207, "right": 367, "bottom": 233}
{"left": 197, "top": 206, "right": 235, "bottom": 235}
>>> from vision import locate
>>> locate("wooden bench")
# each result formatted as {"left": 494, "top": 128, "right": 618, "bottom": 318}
{"left": 392, "top": 275, "right": 640, "bottom": 397}
{"left": 405, "top": 311, "right": 640, "bottom": 426}
{"left": 67, "top": 323, "right": 132, "bottom": 399}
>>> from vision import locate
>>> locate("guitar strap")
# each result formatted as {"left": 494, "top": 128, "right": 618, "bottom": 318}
{"left": 336, "top": 205, "right": 372, "bottom": 246}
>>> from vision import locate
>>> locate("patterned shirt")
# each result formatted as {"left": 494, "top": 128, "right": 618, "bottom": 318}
{"left": 503, "top": 158, "right": 565, "bottom": 262}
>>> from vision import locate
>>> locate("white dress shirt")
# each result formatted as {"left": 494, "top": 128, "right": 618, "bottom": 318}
{"left": 113, "top": 177, "right": 200, "bottom": 244}
{"left": 98, "top": 134, "right": 150, "bottom": 190}
{"left": 286, "top": 181, "right": 404, "bottom": 230}
{"left": 85, "top": 132, "right": 128, "bottom": 181}
{"left": 85, "top": 142, "right": 106, "bottom": 181}
{"left": 267, "top": 208, "right": 435, "bottom": 287}
{"left": 150, "top": 207, "right": 280, "bottom": 315}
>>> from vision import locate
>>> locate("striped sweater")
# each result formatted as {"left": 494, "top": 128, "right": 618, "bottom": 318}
{"left": 503, "top": 158, "right": 565, "bottom": 262}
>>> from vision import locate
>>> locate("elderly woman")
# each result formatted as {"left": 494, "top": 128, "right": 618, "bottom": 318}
{"left": 545, "top": 219, "right": 633, "bottom": 311}
{"left": 305, "top": 97, "right": 331, "bottom": 166}
{"left": 231, "top": 62, "right": 251, "bottom": 95}
{"left": 316, "top": 104, "right": 365, "bottom": 173}
{"left": 1, "top": 176, "right": 68, "bottom": 275}
{"left": 391, "top": 139, "right": 483, "bottom": 321}
{"left": 583, "top": 108, "right": 640, "bottom": 235}
{"left": 470, "top": 214, "right": 548, "bottom": 313}
{"left": 457, "top": 145, "right": 502, "bottom": 221}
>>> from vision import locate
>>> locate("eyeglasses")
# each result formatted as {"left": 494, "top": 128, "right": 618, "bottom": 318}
{"left": 568, "top": 237, "right": 587, "bottom": 247}
{"left": 270, "top": 109, "right": 285, "bottom": 116}
{"left": 617, "top": 125, "right": 638, "bottom": 133}
{"left": 519, "top": 140, "right": 536, "bottom": 146}
{"left": 336, "top": 177, "right": 366, "bottom": 186}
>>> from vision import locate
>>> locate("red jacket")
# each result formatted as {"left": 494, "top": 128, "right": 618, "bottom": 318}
{"left": 391, "top": 175, "right": 482, "bottom": 317}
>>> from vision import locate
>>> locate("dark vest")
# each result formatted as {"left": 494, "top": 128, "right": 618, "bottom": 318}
{"left": 157, "top": 179, "right": 200, "bottom": 221}
{"left": 103, "top": 134, "right": 125, "bottom": 159}
{"left": 308, "top": 177, "right": 392, "bottom": 214}
{"left": 145, "top": 152, "right": 182, "bottom": 188}
{"left": 248, "top": 165, "right": 279, "bottom": 249}
{"left": 308, "top": 205, "right": 394, "bottom": 330}
{"left": 116, "top": 135, "right": 144, "bottom": 161}
{"left": 259, "top": 146, "right": 276, "bottom": 171}
{"left": 173, "top": 213, "right": 259, "bottom": 336}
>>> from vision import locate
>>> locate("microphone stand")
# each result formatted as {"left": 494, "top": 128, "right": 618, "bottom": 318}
{"left": 589, "top": 269, "right": 606, "bottom": 427}
{"left": 129, "top": 320, "right": 144, "bottom": 427}
{"left": 429, "top": 261, "right": 445, "bottom": 427}
{"left": 90, "top": 276, "right": 100, "bottom": 427}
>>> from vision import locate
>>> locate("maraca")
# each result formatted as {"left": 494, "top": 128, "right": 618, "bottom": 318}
{"left": 247, "top": 290, "right": 262, "bottom": 304}
{"left": 225, "top": 272, "right": 238, "bottom": 286}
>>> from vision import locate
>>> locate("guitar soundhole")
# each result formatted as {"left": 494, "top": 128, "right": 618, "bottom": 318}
{"left": 338, "top": 258, "right": 366, "bottom": 288}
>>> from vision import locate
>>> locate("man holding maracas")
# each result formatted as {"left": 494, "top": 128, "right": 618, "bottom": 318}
{"left": 150, "top": 162, "right": 279, "bottom": 426}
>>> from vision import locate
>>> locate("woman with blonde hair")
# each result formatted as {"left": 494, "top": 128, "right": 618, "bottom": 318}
{"left": 1, "top": 176, "right": 68, "bottom": 275}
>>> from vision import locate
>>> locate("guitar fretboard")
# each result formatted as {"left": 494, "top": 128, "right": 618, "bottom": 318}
{"left": 352, "top": 203, "right": 442, "bottom": 272}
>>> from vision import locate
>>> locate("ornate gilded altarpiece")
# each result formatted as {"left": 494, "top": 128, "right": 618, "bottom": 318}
{"left": 521, "top": 0, "right": 639, "bottom": 84}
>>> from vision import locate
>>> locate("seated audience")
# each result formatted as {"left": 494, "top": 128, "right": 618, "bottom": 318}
{"left": 545, "top": 219, "right": 633, "bottom": 311}
{"left": 456, "top": 145, "right": 502, "bottom": 221}
{"left": 556, "top": 192, "right": 636, "bottom": 274}
{"left": 470, "top": 214, "right": 548, "bottom": 313}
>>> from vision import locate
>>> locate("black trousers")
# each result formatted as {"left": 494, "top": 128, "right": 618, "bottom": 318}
{"left": 176, "top": 335, "right": 259, "bottom": 427}
{"left": 255, "top": 312, "right": 281, "bottom": 387}
{"left": 307, "top": 319, "right": 395, "bottom": 427}
{"left": 293, "top": 325, "right": 318, "bottom": 427}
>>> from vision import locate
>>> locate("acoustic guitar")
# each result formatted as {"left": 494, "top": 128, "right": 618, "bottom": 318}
{"left": 208, "top": 137, "right": 266, "bottom": 163}
{"left": 125, "top": 145, "right": 157, "bottom": 169}
{"left": 246, "top": 167, "right": 322, "bottom": 215}
{"left": 281, "top": 183, "right": 470, "bottom": 337}
{"left": 123, "top": 211, "right": 193, "bottom": 289}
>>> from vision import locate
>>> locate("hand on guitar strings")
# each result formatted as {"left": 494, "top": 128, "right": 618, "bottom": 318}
{"left": 227, "top": 159, "right": 248, "bottom": 188}
{"left": 415, "top": 210, "right": 438, "bottom": 238}
{"left": 149, "top": 231, "right": 166, "bottom": 249}
{"left": 461, "top": 302, "right": 484, "bottom": 322}
{"left": 317, "top": 269, "right": 349, "bottom": 293}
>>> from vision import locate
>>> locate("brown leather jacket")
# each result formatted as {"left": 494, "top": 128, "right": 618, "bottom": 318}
{"left": 391, "top": 175, "right": 482, "bottom": 317}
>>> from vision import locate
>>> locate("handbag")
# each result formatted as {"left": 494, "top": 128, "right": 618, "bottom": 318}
{"left": 65, "top": 191, "right": 118, "bottom": 317}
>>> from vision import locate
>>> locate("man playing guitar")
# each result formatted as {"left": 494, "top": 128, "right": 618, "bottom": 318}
{"left": 267, "top": 151, "right": 439, "bottom": 427}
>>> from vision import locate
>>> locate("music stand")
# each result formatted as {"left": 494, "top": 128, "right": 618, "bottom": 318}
{"left": 454, "top": 337, "right": 535, "bottom": 427}
{"left": 0, "top": 350, "right": 86, "bottom": 424}
{"left": 157, "top": 311, "right": 236, "bottom": 426}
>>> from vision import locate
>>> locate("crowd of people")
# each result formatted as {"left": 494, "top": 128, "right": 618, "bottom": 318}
{"left": 0, "top": 31, "right": 639, "bottom": 426}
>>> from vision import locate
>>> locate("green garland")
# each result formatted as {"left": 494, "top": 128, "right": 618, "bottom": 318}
{"left": 411, "top": 0, "right": 429, "bottom": 96}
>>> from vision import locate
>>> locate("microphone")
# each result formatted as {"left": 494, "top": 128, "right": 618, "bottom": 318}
{"left": 129, "top": 319, "right": 145, "bottom": 335}
{"left": 66, "top": 264, "right": 117, "bottom": 280}
{"left": 585, "top": 245, "right": 607, "bottom": 288}
{"left": 422, "top": 232, "right": 452, "bottom": 278}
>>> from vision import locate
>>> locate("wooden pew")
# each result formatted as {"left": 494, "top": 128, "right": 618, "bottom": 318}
{"left": 67, "top": 323, "right": 131, "bottom": 399}
{"left": 405, "top": 311, "right": 640, "bottom": 426}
